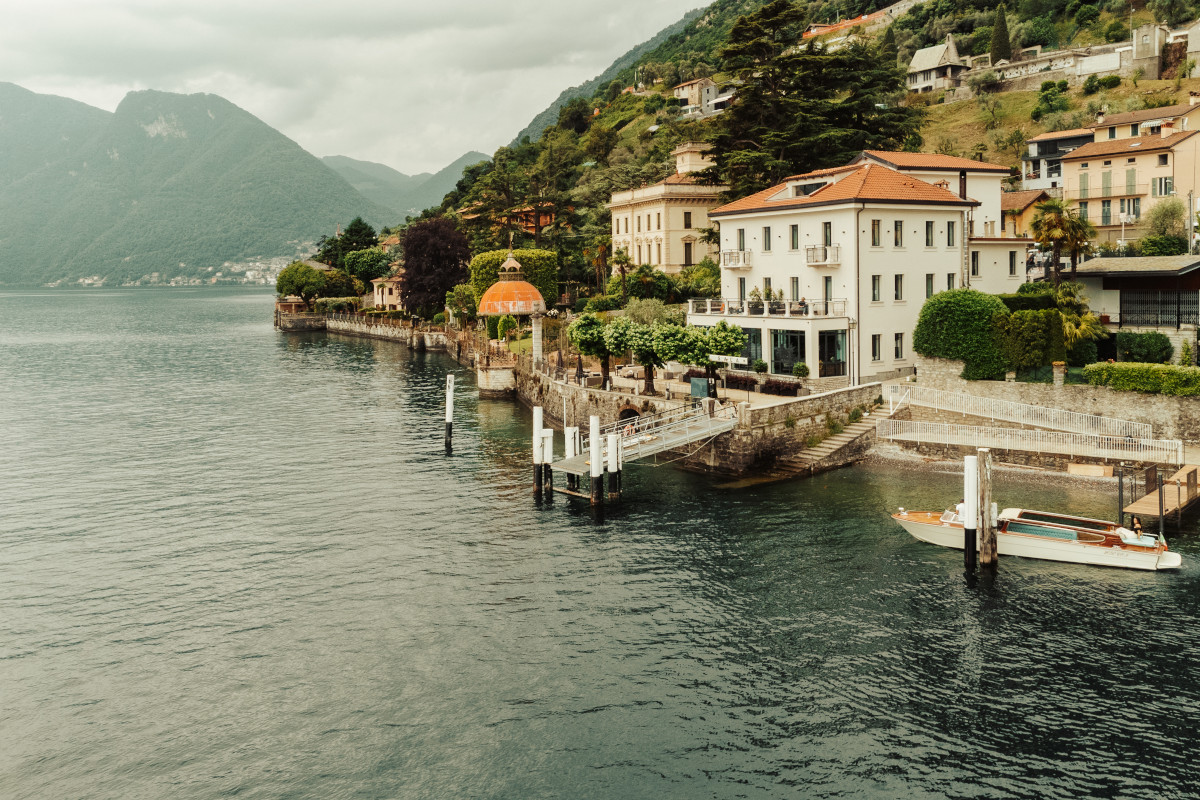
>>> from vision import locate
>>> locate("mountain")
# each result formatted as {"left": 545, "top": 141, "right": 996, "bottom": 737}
{"left": 0, "top": 84, "right": 394, "bottom": 286}
{"left": 323, "top": 150, "right": 488, "bottom": 220}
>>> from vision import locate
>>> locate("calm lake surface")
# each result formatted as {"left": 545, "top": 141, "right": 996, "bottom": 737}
{"left": 3, "top": 288, "right": 1200, "bottom": 799}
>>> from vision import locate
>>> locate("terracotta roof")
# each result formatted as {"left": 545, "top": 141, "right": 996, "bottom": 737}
{"left": 1060, "top": 130, "right": 1199, "bottom": 161}
{"left": 709, "top": 163, "right": 977, "bottom": 217}
{"left": 478, "top": 280, "right": 546, "bottom": 316}
{"left": 1027, "top": 127, "right": 1094, "bottom": 143}
{"left": 783, "top": 164, "right": 862, "bottom": 181}
{"left": 856, "top": 150, "right": 1012, "bottom": 173}
{"left": 1093, "top": 103, "right": 1197, "bottom": 128}
{"left": 1001, "top": 189, "right": 1050, "bottom": 212}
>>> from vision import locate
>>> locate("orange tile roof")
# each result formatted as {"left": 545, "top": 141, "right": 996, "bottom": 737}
{"left": 478, "top": 279, "right": 546, "bottom": 316}
{"left": 1060, "top": 130, "right": 1199, "bottom": 161}
{"left": 857, "top": 150, "right": 1012, "bottom": 173}
{"left": 1001, "top": 189, "right": 1049, "bottom": 212}
{"left": 783, "top": 164, "right": 861, "bottom": 181}
{"left": 709, "top": 163, "right": 977, "bottom": 217}
{"left": 1027, "top": 128, "right": 1094, "bottom": 142}
{"left": 1093, "top": 103, "right": 1197, "bottom": 128}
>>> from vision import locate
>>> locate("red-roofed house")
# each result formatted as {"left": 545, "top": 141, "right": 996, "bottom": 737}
{"left": 687, "top": 155, "right": 1027, "bottom": 385}
{"left": 607, "top": 142, "right": 728, "bottom": 274}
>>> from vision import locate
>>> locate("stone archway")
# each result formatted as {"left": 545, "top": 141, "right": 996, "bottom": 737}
{"left": 617, "top": 405, "right": 641, "bottom": 422}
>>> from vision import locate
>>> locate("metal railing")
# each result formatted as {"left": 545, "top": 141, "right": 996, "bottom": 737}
{"left": 883, "top": 384, "right": 1152, "bottom": 438}
{"left": 1064, "top": 183, "right": 1148, "bottom": 201}
{"left": 721, "top": 250, "right": 752, "bottom": 268}
{"left": 876, "top": 418, "right": 1182, "bottom": 465}
{"left": 688, "top": 297, "right": 848, "bottom": 318}
{"left": 578, "top": 404, "right": 738, "bottom": 463}
{"left": 805, "top": 245, "right": 840, "bottom": 266}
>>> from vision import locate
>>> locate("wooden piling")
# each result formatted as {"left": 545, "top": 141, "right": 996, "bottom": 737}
{"left": 963, "top": 455, "right": 978, "bottom": 572}
{"left": 978, "top": 448, "right": 998, "bottom": 569}
{"left": 1159, "top": 473, "right": 1166, "bottom": 537}
{"left": 589, "top": 415, "right": 603, "bottom": 507}
{"left": 444, "top": 374, "right": 454, "bottom": 454}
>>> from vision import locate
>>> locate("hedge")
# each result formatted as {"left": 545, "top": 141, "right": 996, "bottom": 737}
{"left": 913, "top": 289, "right": 1009, "bottom": 379}
{"left": 1114, "top": 331, "right": 1173, "bottom": 363}
{"left": 761, "top": 379, "right": 798, "bottom": 396}
{"left": 724, "top": 373, "right": 757, "bottom": 391}
{"left": 469, "top": 248, "right": 559, "bottom": 307}
{"left": 997, "top": 292, "right": 1056, "bottom": 312}
{"left": 1083, "top": 362, "right": 1200, "bottom": 395}
{"left": 997, "top": 309, "right": 1066, "bottom": 369}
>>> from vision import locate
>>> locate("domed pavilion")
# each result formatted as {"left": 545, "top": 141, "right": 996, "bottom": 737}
{"left": 477, "top": 251, "right": 547, "bottom": 363}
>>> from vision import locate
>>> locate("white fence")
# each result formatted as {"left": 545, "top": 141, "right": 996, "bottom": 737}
{"left": 884, "top": 384, "right": 1152, "bottom": 439}
{"left": 876, "top": 419, "right": 1183, "bottom": 465}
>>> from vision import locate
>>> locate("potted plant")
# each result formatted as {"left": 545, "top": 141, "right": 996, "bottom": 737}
{"left": 747, "top": 287, "right": 765, "bottom": 315}
{"left": 768, "top": 288, "right": 786, "bottom": 315}
{"left": 792, "top": 361, "right": 810, "bottom": 379}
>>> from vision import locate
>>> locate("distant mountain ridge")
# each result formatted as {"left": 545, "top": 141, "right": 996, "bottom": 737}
{"left": 0, "top": 84, "right": 396, "bottom": 286}
{"left": 323, "top": 150, "right": 488, "bottom": 221}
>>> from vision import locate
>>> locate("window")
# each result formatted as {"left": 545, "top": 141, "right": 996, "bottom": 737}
{"left": 925, "top": 221, "right": 934, "bottom": 247}
{"left": 970, "top": 251, "right": 980, "bottom": 277}
{"left": 871, "top": 275, "right": 881, "bottom": 302}
{"left": 624, "top": 217, "right": 629, "bottom": 233}
{"left": 790, "top": 224, "right": 799, "bottom": 250}
{"left": 1159, "top": 154, "right": 1169, "bottom": 166}
{"left": 1009, "top": 251, "right": 1017, "bottom": 276}
{"left": 968, "top": 219, "right": 975, "bottom": 236}
{"left": 822, "top": 221, "right": 832, "bottom": 246}
{"left": 656, "top": 243, "right": 662, "bottom": 264}
{"left": 614, "top": 220, "right": 619, "bottom": 235}
{"left": 762, "top": 227, "right": 772, "bottom": 252}
{"left": 894, "top": 332, "right": 904, "bottom": 359}
{"left": 947, "top": 220, "right": 956, "bottom": 246}
{"left": 871, "top": 219, "right": 881, "bottom": 247}
{"left": 1101, "top": 199, "right": 1112, "bottom": 226}
{"left": 683, "top": 211, "right": 692, "bottom": 229}
{"left": 790, "top": 276, "right": 799, "bottom": 301}
{"left": 1119, "top": 197, "right": 1141, "bottom": 219}
{"left": 823, "top": 276, "right": 832, "bottom": 301}
{"left": 636, "top": 245, "right": 642, "bottom": 263}
{"left": 1131, "top": 125, "right": 1139, "bottom": 136}
{"left": 894, "top": 274, "right": 903, "bottom": 301}
{"left": 871, "top": 334, "right": 882, "bottom": 362}
{"left": 770, "top": 330, "right": 805, "bottom": 375}
{"left": 637, "top": 216, "right": 641, "bottom": 233}
{"left": 683, "top": 242, "right": 693, "bottom": 266}
{"left": 1079, "top": 201, "right": 1088, "bottom": 221}
{"left": 738, "top": 277, "right": 746, "bottom": 301}
{"left": 646, "top": 214, "right": 651, "bottom": 231}
{"left": 1108, "top": 127, "right": 1116, "bottom": 139}
{"left": 1103, "top": 160, "right": 1111, "bottom": 166}
{"left": 947, "top": 273, "right": 955, "bottom": 290}
{"left": 1080, "top": 162, "right": 1089, "bottom": 169}
{"left": 656, "top": 212, "right": 661, "bottom": 230}
{"left": 1152, "top": 177, "right": 1174, "bottom": 196}
{"left": 737, "top": 228, "right": 745, "bottom": 250}
{"left": 740, "top": 328, "right": 762, "bottom": 362}
{"left": 926, "top": 273, "right": 934, "bottom": 298}
{"left": 1127, "top": 157, "right": 1136, "bottom": 164}
{"left": 894, "top": 221, "right": 903, "bottom": 247}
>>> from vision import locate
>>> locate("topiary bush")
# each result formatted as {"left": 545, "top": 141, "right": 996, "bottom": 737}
{"left": 497, "top": 314, "right": 518, "bottom": 340}
{"left": 913, "top": 289, "right": 1009, "bottom": 379}
{"left": 1084, "top": 362, "right": 1200, "bottom": 395}
{"left": 1115, "top": 331, "right": 1174, "bottom": 363}
{"left": 469, "top": 248, "right": 559, "bottom": 306}
{"left": 1138, "top": 235, "right": 1188, "bottom": 256}
{"left": 792, "top": 362, "right": 810, "bottom": 378}
{"left": 584, "top": 294, "right": 620, "bottom": 312}
{"left": 752, "top": 358, "right": 768, "bottom": 373}
{"left": 432, "top": 312, "right": 446, "bottom": 325}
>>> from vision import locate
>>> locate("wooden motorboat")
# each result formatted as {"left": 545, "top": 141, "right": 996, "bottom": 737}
{"left": 892, "top": 507, "right": 1182, "bottom": 571}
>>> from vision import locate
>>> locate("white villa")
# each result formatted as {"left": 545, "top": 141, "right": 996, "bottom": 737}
{"left": 687, "top": 151, "right": 1025, "bottom": 386}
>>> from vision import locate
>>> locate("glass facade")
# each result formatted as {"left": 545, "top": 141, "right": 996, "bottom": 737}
{"left": 818, "top": 330, "right": 847, "bottom": 377}
{"left": 770, "top": 330, "right": 805, "bottom": 375}
{"left": 740, "top": 328, "right": 762, "bottom": 362}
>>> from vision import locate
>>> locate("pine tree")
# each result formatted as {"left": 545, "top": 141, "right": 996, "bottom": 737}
{"left": 991, "top": 4, "right": 1012, "bottom": 63}
{"left": 881, "top": 26, "right": 898, "bottom": 65}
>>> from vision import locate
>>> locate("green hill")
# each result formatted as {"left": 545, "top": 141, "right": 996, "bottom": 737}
{"left": 0, "top": 87, "right": 393, "bottom": 286}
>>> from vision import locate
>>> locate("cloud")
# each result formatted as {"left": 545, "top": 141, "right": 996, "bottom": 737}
{"left": 2, "top": 0, "right": 703, "bottom": 173}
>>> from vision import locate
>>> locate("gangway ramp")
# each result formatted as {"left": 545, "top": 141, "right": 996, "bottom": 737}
{"left": 1125, "top": 465, "right": 1200, "bottom": 517}
{"left": 549, "top": 404, "right": 738, "bottom": 476}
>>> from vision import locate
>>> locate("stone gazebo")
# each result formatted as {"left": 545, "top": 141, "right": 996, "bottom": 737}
{"left": 475, "top": 252, "right": 547, "bottom": 398}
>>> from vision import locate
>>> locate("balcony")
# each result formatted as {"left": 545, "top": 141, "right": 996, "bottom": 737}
{"left": 689, "top": 297, "right": 848, "bottom": 318}
{"left": 805, "top": 244, "right": 841, "bottom": 267}
{"left": 1064, "top": 183, "right": 1148, "bottom": 201}
{"left": 721, "top": 250, "right": 752, "bottom": 269}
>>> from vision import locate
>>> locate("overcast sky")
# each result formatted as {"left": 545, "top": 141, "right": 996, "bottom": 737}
{"left": 3, "top": 0, "right": 704, "bottom": 174}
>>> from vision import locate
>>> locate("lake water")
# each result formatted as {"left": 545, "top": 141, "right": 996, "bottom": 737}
{"left": 3, "top": 288, "right": 1200, "bottom": 799}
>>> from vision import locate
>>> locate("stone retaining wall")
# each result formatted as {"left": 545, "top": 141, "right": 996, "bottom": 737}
{"left": 915, "top": 355, "right": 1200, "bottom": 443}
{"left": 275, "top": 312, "right": 326, "bottom": 332}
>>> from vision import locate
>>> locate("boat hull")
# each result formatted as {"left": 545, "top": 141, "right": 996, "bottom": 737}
{"left": 893, "top": 512, "right": 1180, "bottom": 571}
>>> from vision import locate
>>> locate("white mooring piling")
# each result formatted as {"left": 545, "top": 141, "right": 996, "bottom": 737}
{"left": 589, "top": 415, "right": 603, "bottom": 507}
{"left": 541, "top": 429, "right": 555, "bottom": 495}
{"left": 963, "top": 455, "right": 979, "bottom": 572}
{"left": 564, "top": 426, "right": 579, "bottom": 492}
{"left": 533, "top": 406, "right": 544, "bottom": 496}
{"left": 606, "top": 432, "right": 620, "bottom": 502}
{"left": 977, "top": 448, "right": 997, "bottom": 569}
{"left": 444, "top": 374, "right": 454, "bottom": 454}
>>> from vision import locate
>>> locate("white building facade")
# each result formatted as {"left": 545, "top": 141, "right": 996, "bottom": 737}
{"left": 688, "top": 154, "right": 1026, "bottom": 386}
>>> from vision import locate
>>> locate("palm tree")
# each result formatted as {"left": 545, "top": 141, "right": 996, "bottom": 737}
{"left": 1031, "top": 198, "right": 1070, "bottom": 286}
{"left": 1064, "top": 209, "right": 1097, "bottom": 281}
{"left": 611, "top": 248, "right": 631, "bottom": 304}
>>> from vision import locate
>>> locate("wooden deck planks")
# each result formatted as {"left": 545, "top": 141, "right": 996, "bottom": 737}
{"left": 1124, "top": 465, "right": 1200, "bottom": 517}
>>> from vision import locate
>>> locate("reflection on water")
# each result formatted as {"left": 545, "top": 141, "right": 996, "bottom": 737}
{"left": 1, "top": 288, "right": 1199, "bottom": 799}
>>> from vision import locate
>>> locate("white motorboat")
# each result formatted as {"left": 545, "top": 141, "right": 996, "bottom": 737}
{"left": 892, "top": 507, "right": 1182, "bottom": 571}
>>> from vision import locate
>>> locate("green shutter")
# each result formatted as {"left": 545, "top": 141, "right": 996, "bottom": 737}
{"left": 1079, "top": 173, "right": 1088, "bottom": 199}
{"left": 1126, "top": 168, "right": 1136, "bottom": 195}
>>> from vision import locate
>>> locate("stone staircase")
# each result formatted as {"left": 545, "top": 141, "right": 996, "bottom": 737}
{"left": 773, "top": 417, "right": 881, "bottom": 478}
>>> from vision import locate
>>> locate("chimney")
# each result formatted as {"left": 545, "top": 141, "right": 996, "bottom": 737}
{"left": 1162, "top": 119, "right": 1175, "bottom": 139}
{"left": 959, "top": 169, "right": 967, "bottom": 200}
{"left": 1190, "top": 91, "right": 1200, "bottom": 106}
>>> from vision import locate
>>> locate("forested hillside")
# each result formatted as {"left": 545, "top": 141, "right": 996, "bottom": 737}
{"left": 323, "top": 150, "right": 489, "bottom": 220}
{"left": 0, "top": 88, "right": 393, "bottom": 286}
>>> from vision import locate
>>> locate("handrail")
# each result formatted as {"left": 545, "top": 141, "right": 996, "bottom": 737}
{"left": 883, "top": 384, "right": 1152, "bottom": 439}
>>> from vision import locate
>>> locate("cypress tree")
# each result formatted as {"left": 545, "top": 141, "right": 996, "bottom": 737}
{"left": 991, "top": 4, "right": 1012, "bottom": 63}
{"left": 881, "top": 26, "right": 898, "bottom": 65}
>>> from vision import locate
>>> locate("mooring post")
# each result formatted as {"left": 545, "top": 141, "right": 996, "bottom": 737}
{"left": 978, "top": 448, "right": 998, "bottom": 570}
{"left": 541, "top": 429, "right": 555, "bottom": 497}
{"left": 1159, "top": 473, "right": 1166, "bottom": 537}
{"left": 533, "top": 406, "right": 544, "bottom": 497}
{"left": 607, "top": 432, "right": 620, "bottom": 501}
{"left": 444, "top": 374, "right": 454, "bottom": 454}
{"left": 963, "top": 454, "right": 979, "bottom": 572}
{"left": 564, "top": 426, "right": 579, "bottom": 492}
{"left": 589, "top": 416, "right": 603, "bottom": 507}
{"left": 1117, "top": 464, "right": 1125, "bottom": 528}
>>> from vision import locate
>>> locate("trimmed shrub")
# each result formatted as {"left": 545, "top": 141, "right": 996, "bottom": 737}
{"left": 1115, "top": 331, "right": 1174, "bottom": 363}
{"left": 1084, "top": 362, "right": 1200, "bottom": 395}
{"left": 752, "top": 358, "right": 768, "bottom": 373}
{"left": 584, "top": 294, "right": 620, "bottom": 312}
{"left": 469, "top": 248, "right": 559, "bottom": 307}
{"left": 486, "top": 315, "right": 500, "bottom": 339}
{"left": 1139, "top": 235, "right": 1188, "bottom": 256}
{"left": 998, "top": 292, "right": 1056, "bottom": 311}
{"left": 432, "top": 312, "right": 446, "bottom": 325}
{"left": 497, "top": 314, "right": 518, "bottom": 340}
{"left": 683, "top": 368, "right": 707, "bottom": 380}
{"left": 724, "top": 373, "right": 757, "bottom": 391}
{"left": 1067, "top": 338, "right": 1099, "bottom": 367}
{"left": 913, "top": 289, "right": 1009, "bottom": 379}
{"left": 1099, "top": 75, "right": 1121, "bottom": 89}
{"left": 792, "top": 362, "right": 810, "bottom": 378}
{"left": 761, "top": 379, "right": 798, "bottom": 396}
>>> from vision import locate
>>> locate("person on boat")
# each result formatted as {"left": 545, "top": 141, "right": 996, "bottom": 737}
{"left": 1132, "top": 516, "right": 1143, "bottom": 535}
{"left": 955, "top": 499, "right": 966, "bottom": 521}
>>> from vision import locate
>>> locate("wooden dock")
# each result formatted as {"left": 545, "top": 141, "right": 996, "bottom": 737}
{"left": 1124, "top": 465, "right": 1200, "bottom": 517}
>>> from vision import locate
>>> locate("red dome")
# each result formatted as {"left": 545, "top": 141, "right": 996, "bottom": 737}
{"left": 478, "top": 280, "right": 546, "bottom": 316}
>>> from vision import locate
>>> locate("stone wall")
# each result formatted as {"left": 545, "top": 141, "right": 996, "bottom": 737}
{"left": 325, "top": 316, "right": 451, "bottom": 352}
{"left": 276, "top": 313, "right": 326, "bottom": 332}
{"left": 915, "top": 356, "right": 1200, "bottom": 443}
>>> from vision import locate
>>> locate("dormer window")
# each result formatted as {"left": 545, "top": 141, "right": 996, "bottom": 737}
{"left": 792, "top": 181, "right": 827, "bottom": 197}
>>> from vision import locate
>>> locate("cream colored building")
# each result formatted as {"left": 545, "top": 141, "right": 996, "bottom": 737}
{"left": 371, "top": 275, "right": 403, "bottom": 311}
{"left": 687, "top": 153, "right": 1026, "bottom": 385}
{"left": 607, "top": 142, "right": 728, "bottom": 274}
